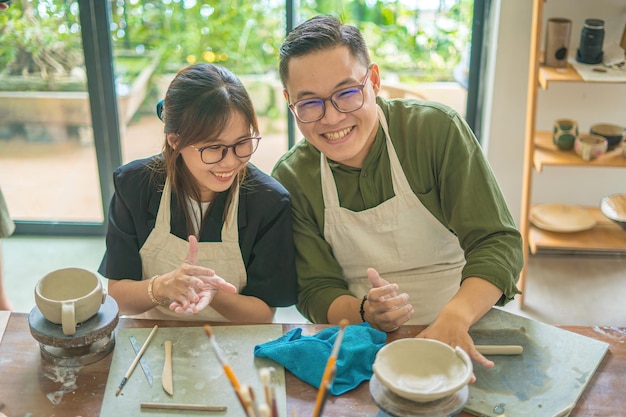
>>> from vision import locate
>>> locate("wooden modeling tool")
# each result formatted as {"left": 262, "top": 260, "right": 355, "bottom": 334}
{"left": 312, "top": 319, "right": 349, "bottom": 417}
{"left": 115, "top": 324, "right": 158, "bottom": 396}
{"left": 476, "top": 345, "right": 523, "bottom": 355}
{"left": 162, "top": 340, "right": 173, "bottom": 395}
{"left": 140, "top": 402, "right": 227, "bottom": 412}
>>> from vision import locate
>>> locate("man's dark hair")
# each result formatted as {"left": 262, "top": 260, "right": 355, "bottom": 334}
{"left": 279, "top": 15, "right": 370, "bottom": 88}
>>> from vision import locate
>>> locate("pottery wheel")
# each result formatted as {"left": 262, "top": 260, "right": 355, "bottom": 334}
{"left": 28, "top": 295, "right": 119, "bottom": 366}
{"left": 369, "top": 374, "right": 468, "bottom": 417}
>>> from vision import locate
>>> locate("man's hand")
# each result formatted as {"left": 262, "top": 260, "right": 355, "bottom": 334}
{"left": 365, "top": 268, "right": 414, "bottom": 332}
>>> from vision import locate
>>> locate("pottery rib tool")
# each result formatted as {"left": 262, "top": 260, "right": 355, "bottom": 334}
{"left": 115, "top": 324, "right": 158, "bottom": 396}
{"left": 476, "top": 345, "right": 523, "bottom": 355}
{"left": 162, "top": 340, "right": 173, "bottom": 395}
{"left": 129, "top": 335, "right": 153, "bottom": 386}
{"left": 312, "top": 319, "right": 349, "bottom": 417}
{"left": 140, "top": 402, "right": 227, "bottom": 412}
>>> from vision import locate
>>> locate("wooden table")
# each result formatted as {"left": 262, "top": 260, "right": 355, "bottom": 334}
{"left": 0, "top": 313, "right": 624, "bottom": 416}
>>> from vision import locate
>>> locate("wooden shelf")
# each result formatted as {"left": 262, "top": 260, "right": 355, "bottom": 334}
{"left": 519, "top": 0, "right": 626, "bottom": 306}
{"left": 533, "top": 131, "right": 626, "bottom": 172}
{"left": 529, "top": 207, "right": 626, "bottom": 255}
{"left": 538, "top": 64, "right": 583, "bottom": 89}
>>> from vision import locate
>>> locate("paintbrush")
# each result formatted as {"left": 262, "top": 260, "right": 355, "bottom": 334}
{"left": 312, "top": 319, "right": 349, "bottom": 417}
{"left": 115, "top": 324, "right": 158, "bottom": 396}
{"left": 259, "top": 367, "right": 273, "bottom": 414}
{"left": 239, "top": 384, "right": 259, "bottom": 417}
{"left": 204, "top": 324, "right": 241, "bottom": 391}
{"left": 204, "top": 325, "right": 249, "bottom": 413}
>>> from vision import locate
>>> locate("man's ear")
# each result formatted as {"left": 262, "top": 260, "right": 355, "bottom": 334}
{"left": 166, "top": 133, "right": 178, "bottom": 150}
{"left": 369, "top": 64, "right": 381, "bottom": 95}
{"left": 283, "top": 89, "right": 290, "bottom": 101}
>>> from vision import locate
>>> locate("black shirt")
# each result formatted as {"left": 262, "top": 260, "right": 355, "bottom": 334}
{"left": 98, "top": 156, "right": 297, "bottom": 307}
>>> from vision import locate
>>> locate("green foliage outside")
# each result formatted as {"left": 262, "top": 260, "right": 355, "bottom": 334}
{"left": 0, "top": 0, "right": 473, "bottom": 90}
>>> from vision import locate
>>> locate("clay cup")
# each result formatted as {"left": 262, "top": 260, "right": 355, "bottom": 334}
{"left": 34, "top": 268, "right": 107, "bottom": 335}
{"left": 574, "top": 134, "right": 608, "bottom": 161}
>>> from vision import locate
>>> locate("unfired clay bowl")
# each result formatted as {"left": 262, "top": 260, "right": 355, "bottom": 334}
{"left": 372, "top": 338, "right": 473, "bottom": 403}
{"left": 600, "top": 194, "right": 626, "bottom": 231}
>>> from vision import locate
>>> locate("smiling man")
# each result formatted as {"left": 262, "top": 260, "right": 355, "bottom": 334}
{"left": 272, "top": 15, "right": 523, "bottom": 369}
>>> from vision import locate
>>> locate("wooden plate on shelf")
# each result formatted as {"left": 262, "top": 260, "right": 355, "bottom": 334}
{"left": 530, "top": 204, "right": 597, "bottom": 232}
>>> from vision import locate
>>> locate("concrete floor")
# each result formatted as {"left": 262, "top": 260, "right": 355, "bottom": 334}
{"left": 2, "top": 235, "right": 625, "bottom": 326}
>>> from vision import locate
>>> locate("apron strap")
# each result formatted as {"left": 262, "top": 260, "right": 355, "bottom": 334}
{"left": 156, "top": 180, "right": 172, "bottom": 233}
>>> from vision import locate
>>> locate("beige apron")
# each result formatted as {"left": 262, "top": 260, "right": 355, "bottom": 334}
{"left": 136, "top": 180, "right": 247, "bottom": 321}
{"left": 321, "top": 106, "right": 466, "bottom": 324}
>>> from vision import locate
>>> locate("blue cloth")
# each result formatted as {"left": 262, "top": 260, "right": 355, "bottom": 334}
{"left": 254, "top": 323, "right": 386, "bottom": 395}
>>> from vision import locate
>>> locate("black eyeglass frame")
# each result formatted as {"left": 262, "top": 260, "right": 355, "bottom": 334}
{"left": 190, "top": 136, "right": 261, "bottom": 164}
{"left": 288, "top": 66, "right": 373, "bottom": 123}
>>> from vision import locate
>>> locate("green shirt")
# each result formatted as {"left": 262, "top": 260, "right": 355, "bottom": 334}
{"left": 272, "top": 96, "right": 523, "bottom": 324}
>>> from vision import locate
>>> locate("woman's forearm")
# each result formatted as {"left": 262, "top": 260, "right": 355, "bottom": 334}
{"left": 210, "top": 291, "right": 275, "bottom": 323}
{"left": 108, "top": 279, "right": 156, "bottom": 316}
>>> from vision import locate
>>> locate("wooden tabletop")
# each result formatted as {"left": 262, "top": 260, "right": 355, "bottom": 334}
{"left": 0, "top": 313, "right": 624, "bottom": 416}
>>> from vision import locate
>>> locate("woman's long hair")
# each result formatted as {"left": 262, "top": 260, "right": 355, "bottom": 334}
{"left": 153, "top": 63, "right": 259, "bottom": 236}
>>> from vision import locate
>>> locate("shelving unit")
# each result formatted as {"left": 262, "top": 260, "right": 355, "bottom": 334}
{"left": 518, "top": 0, "right": 626, "bottom": 306}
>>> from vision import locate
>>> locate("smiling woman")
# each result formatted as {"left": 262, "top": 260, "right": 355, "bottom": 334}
{"left": 99, "top": 62, "right": 298, "bottom": 325}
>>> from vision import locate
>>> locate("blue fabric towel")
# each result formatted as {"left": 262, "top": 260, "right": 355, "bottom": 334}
{"left": 254, "top": 323, "right": 386, "bottom": 395}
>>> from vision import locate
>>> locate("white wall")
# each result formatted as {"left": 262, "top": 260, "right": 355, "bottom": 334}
{"left": 483, "top": 0, "right": 626, "bottom": 224}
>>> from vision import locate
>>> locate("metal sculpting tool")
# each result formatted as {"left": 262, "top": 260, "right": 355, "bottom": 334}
{"left": 129, "top": 335, "right": 153, "bottom": 386}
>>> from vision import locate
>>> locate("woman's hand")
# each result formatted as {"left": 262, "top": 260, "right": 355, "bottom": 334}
{"left": 152, "top": 235, "right": 237, "bottom": 314}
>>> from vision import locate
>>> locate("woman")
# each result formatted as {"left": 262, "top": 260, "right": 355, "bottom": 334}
{"left": 99, "top": 63, "right": 297, "bottom": 322}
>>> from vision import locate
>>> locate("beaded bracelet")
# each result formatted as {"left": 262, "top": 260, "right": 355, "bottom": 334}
{"left": 147, "top": 275, "right": 169, "bottom": 306}
{"left": 359, "top": 294, "right": 368, "bottom": 322}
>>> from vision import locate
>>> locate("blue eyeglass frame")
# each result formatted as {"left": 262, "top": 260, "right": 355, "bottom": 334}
{"left": 288, "top": 66, "right": 372, "bottom": 123}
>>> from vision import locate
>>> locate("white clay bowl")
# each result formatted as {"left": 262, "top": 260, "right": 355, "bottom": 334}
{"left": 372, "top": 338, "right": 473, "bottom": 403}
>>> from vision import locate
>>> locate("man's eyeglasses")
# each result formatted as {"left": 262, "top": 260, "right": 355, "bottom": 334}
{"left": 191, "top": 136, "right": 261, "bottom": 164}
{"left": 289, "top": 67, "right": 371, "bottom": 123}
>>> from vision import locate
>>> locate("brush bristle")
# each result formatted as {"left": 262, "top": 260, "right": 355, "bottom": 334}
{"left": 259, "top": 367, "right": 271, "bottom": 384}
{"left": 203, "top": 324, "right": 214, "bottom": 338}
{"left": 338, "top": 318, "right": 349, "bottom": 328}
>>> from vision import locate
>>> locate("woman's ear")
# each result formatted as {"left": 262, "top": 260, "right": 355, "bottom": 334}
{"left": 166, "top": 133, "right": 178, "bottom": 150}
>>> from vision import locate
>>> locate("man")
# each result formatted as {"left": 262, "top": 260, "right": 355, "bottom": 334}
{"left": 272, "top": 15, "right": 523, "bottom": 368}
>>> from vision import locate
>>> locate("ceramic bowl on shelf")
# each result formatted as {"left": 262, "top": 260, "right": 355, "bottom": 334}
{"left": 600, "top": 194, "right": 626, "bottom": 231}
{"left": 590, "top": 123, "right": 625, "bottom": 151}
{"left": 372, "top": 338, "right": 472, "bottom": 403}
{"left": 574, "top": 134, "right": 608, "bottom": 161}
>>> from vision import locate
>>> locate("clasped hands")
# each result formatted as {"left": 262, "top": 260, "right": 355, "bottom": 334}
{"left": 155, "top": 235, "right": 237, "bottom": 314}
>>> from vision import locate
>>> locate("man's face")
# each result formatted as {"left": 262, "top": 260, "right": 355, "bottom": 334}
{"left": 284, "top": 46, "right": 380, "bottom": 168}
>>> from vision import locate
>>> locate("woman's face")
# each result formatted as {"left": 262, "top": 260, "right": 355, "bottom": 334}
{"left": 170, "top": 111, "right": 252, "bottom": 202}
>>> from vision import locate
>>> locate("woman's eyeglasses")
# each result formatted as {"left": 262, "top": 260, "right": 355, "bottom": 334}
{"left": 191, "top": 136, "right": 261, "bottom": 164}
